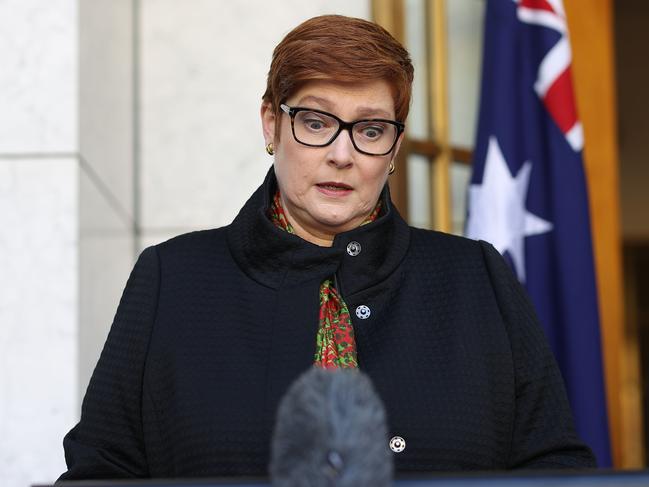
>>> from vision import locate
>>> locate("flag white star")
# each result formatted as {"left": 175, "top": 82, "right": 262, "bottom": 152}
{"left": 466, "top": 136, "right": 553, "bottom": 282}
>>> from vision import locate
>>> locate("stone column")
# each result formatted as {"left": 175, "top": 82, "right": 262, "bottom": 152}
{"left": 0, "top": 0, "right": 137, "bottom": 483}
{"left": 0, "top": 1, "right": 79, "bottom": 484}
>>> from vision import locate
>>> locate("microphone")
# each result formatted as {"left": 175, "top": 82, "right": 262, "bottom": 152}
{"left": 270, "top": 367, "right": 393, "bottom": 487}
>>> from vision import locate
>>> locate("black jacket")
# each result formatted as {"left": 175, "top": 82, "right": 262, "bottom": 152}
{"left": 60, "top": 169, "right": 595, "bottom": 480}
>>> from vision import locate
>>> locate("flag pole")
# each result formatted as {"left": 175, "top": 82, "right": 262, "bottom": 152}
{"left": 428, "top": 0, "right": 451, "bottom": 232}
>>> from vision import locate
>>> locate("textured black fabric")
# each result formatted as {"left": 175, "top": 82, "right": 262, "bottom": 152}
{"left": 60, "top": 169, "right": 595, "bottom": 480}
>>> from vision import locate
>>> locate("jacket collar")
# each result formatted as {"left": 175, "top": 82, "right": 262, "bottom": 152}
{"left": 227, "top": 167, "right": 410, "bottom": 297}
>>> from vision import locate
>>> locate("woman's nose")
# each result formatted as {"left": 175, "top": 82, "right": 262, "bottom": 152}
{"left": 326, "top": 128, "right": 355, "bottom": 168}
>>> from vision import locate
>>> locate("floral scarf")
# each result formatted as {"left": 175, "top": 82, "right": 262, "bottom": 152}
{"left": 268, "top": 191, "right": 381, "bottom": 369}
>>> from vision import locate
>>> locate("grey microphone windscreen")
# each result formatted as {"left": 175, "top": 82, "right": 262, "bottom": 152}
{"left": 270, "top": 367, "right": 393, "bottom": 487}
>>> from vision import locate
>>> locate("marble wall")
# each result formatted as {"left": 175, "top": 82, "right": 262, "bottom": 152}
{"left": 78, "top": 0, "right": 136, "bottom": 403}
{"left": 139, "top": 0, "right": 371, "bottom": 248}
{"left": 0, "top": 159, "right": 78, "bottom": 486}
{"left": 0, "top": 0, "right": 77, "bottom": 153}
{"left": 0, "top": 1, "right": 78, "bottom": 485}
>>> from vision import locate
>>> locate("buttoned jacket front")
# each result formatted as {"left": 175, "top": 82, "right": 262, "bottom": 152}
{"left": 60, "top": 169, "right": 594, "bottom": 480}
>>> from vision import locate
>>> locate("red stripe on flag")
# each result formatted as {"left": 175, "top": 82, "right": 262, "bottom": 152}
{"left": 542, "top": 67, "right": 578, "bottom": 134}
{"left": 520, "top": 0, "right": 556, "bottom": 13}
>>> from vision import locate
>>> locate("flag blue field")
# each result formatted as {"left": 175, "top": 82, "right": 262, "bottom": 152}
{"left": 465, "top": 0, "right": 611, "bottom": 466}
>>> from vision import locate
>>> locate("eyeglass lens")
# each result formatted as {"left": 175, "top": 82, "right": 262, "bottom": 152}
{"left": 292, "top": 110, "right": 398, "bottom": 155}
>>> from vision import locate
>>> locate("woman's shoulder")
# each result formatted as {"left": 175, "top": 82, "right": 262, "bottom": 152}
{"left": 408, "top": 225, "right": 493, "bottom": 261}
{"left": 407, "top": 227, "right": 514, "bottom": 289}
{"left": 149, "top": 227, "right": 230, "bottom": 262}
{"left": 156, "top": 226, "right": 226, "bottom": 245}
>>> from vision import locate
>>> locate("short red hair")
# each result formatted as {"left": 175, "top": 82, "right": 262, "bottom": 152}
{"left": 262, "top": 15, "right": 414, "bottom": 123}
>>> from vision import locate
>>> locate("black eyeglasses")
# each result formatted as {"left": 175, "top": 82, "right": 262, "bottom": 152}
{"left": 280, "top": 104, "right": 405, "bottom": 156}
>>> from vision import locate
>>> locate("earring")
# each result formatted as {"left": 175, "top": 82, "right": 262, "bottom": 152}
{"left": 265, "top": 143, "right": 274, "bottom": 156}
{"left": 388, "top": 161, "right": 395, "bottom": 174}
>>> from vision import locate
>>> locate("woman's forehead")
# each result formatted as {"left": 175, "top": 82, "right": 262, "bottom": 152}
{"left": 289, "top": 80, "right": 396, "bottom": 119}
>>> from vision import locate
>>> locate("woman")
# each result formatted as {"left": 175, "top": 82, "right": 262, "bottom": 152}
{"left": 60, "top": 15, "right": 595, "bottom": 480}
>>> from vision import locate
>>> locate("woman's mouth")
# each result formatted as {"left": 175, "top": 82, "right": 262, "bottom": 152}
{"left": 316, "top": 182, "right": 353, "bottom": 196}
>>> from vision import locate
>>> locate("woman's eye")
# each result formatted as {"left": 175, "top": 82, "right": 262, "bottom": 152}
{"left": 305, "top": 119, "right": 326, "bottom": 130}
{"left": 360, "top": 125, "right": 385, "bottom": 139}
{"left": 300, "top": 113, "right": 331, "bottom": 131}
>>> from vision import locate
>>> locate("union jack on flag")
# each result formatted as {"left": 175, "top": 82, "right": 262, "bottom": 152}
{"left": 466, "top": 0, "right": 611, "bottom": 465}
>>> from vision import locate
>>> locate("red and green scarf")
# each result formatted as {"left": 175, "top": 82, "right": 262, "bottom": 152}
{"left": 269, "top": 191, "right": 380, "bottom": 369}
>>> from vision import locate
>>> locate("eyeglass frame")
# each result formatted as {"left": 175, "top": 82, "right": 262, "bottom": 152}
{"left": 279, "top": 103, "right": 405, "bottom": 157}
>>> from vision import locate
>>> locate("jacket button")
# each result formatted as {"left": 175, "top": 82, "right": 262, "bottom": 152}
{"left": 346, "top": 241, "right": 361, "bottom": 256}
{"left": 389, "top": 436, "right": 406, "bottom": 453}
{"left": 355, "top": 305, "right": 371, "bottom": 320}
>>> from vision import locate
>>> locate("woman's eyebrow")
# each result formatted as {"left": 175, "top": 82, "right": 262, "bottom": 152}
{"left": 294, "top": 95, "right": 332, "bottom": 109}
{"left": 354, "top": 106, "right": 393, "bottom": 119}
{"left": 294, "top": 96, "right": 393, "bottom": 119}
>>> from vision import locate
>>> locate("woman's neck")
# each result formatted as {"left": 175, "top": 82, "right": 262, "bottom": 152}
{"left": 286, "top": 219, "right": 336, "bottom": 247}
{"left": 274, "top": 191, "right": 378, "bottom": 248}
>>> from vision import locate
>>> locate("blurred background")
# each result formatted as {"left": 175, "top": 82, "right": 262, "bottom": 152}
{"left": 0, "top": 0, "right": 647, "bottom": 485}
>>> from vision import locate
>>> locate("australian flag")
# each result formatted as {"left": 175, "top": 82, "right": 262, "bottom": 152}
{"left": 466, "top": 0, "right": 611, "bottom": 466}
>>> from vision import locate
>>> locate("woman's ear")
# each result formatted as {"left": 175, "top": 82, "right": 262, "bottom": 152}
{"left": 260, "top": 102, "right": 276, "bottom": 144}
